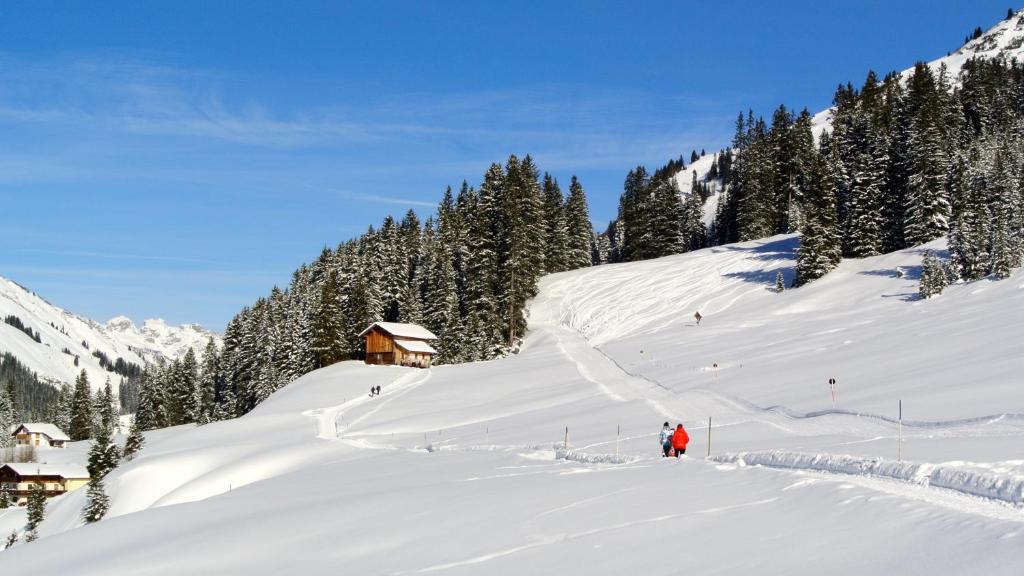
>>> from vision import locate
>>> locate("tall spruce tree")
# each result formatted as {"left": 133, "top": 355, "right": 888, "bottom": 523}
{"left": 0, "top": 387, "right": 14, "bottom": 449}
{"left": 794, "top": 139, "right": 842, "bottom": 286}
{"left": 565, "top": 176, "right": 594, "bottom": 269}
{"left": 541, "top": 173, "right": 569, "bottom": 274}
{"left": 69, "top": 369, "right": 93, "bottom": 441}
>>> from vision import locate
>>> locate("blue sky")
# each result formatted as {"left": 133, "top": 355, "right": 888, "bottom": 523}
{"left": 0, "top": 1, "right": 1013, "bottom": 330}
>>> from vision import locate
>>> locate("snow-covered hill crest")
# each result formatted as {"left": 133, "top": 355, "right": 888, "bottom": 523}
{"left": 0, "top": 275, "right": 220, "bottom": 389}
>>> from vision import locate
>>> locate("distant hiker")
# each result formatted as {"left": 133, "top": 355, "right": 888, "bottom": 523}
{"left": 658, "top": 422, "right": 673, "bottom": 457}
{"left": 694, "top": 311, "right": 702, "bottom": 325}
{"left": 370, "top": 386, "right": 375, "bottom": 397}
{"left": 375, "top": 385, "right": 381, "bottom": 396}
{"left": 672, "top": 423, "right": 690, "bottom": 457}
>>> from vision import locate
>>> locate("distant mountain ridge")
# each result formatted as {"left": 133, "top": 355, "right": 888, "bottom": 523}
{"left": 0, "top": 275, "right": 220, "bottom": 390}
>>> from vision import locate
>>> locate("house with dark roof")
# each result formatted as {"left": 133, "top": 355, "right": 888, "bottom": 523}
{"left": 358, "top": 322, "right": 438, "bottom": 368}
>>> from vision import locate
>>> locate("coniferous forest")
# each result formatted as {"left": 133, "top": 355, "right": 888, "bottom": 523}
{"left": 131, "top": 155, "right": 596, "bottom": 428}
{"left": 127, "top": 54, "right": 1024, "bottom": 431}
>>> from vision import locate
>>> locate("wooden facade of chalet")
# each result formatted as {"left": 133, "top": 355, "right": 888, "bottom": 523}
{"left": 0, "top": 463, "right": 89, "bottom": 506}
{"left": 359, "top": 322, "right": 438, "bottom": 368}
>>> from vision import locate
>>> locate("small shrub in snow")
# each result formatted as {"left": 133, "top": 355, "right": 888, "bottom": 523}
{"left": 919, "top": 251, "right": 948, "bottom": 298}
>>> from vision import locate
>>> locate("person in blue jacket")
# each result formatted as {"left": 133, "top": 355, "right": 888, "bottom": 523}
{"left": 658, "top": 422, "right": 673, "bottom": 457}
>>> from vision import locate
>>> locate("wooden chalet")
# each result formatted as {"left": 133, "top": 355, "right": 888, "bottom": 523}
{"left": 10, "top": 423, "right": 70, "bottom": 448}
{"left": 0, "top": 463, "right": 89, "bottom": 505}
{"left": 359, "top": 322, "right": 438, "bottom": 368}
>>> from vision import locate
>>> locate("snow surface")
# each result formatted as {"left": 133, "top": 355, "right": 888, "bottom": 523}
{"left": 0, "top": 275, "right": 220, "bottom": 391}
{"left": 1, "top": 234, "right": 1021, "bottom": 574}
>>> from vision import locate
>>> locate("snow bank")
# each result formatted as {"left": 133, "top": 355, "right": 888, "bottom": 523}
{"left": 713, "top": 451, "right": 1024, "bottom": 506}
{"left": 555, "top": 448, "right": 639, "bottom": 465}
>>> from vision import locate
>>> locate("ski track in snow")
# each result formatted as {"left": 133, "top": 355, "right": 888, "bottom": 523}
{"left": 303, "top": 368, "right": 432, "bottom": 441}
{"left": 401, "top": 495, "right": 782, "bottom": 574}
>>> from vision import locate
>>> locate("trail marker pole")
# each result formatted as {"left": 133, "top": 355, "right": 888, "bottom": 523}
{"left": 707, "top": 417, "right": 712, "bottom": 457}
{"left": 829, "top": 378, "right": 836, "bottom": 409}
{"left": 616, "top": 424, "right": 620, "bottom": 456}
{"left": 898, "top": 400, "right": 903, "bottom": 462}
{"left": 564, "top": 426, "right": 569, "bottom": 450}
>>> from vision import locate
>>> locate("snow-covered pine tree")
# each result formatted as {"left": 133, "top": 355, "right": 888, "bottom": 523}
{"left": 619, "top": 166, "right": 654, "bottom": 261}
{"left": 775, "top": 270, "right": 785, "bottom": 292}
{"left": 919, "top": 250, "right": 947, "bottom": 298}
{"left": 884, "top": 75, "right": 911, "bottom": 252}
{"left": 49, "top": 382, "right": 73, "bottom": 433}
{"left": 25, "top": 481, "right": 46, "bottom": 541}
{"left": 82, "top": 478, "right": 109, "bottom": 523}
{"left": 541, "top": 173, "right": 569, "bottom": 274}
{"left": 69, "top": 369, "right": 93, "bottom": 441}
{"left": 87, "top": 425, "right": 121, "bottom": 480}
{"left": 736, "top": 116, "right": 777, "bottom": 241}
{"left": 0, "top": 484, "right": 12, "bottom": 508}
{"left": 0, "top": 386, "right": 14, "bottom": 449}
{"left": 904, "top": 63, "right": 952, "bottom": 246}
{"left": 464, "top": 163, "right": 504, "bottom": 360}
{"left": 4, "top": 531, "right": 15, "bottom": 549}
{"left": 769, "top": 105, "right": 795, "bottom": 234}
{"left": 947, "top": 147, "right": 990, "bottom": 280}
{"left": 122, "top": 415, "right": 145, "bottom": 461}
{"left": 312, "top": 270, "right": 346, "bottom": 368}
{"left": 794, "top": 138, "right": 842, "bottom": 286}
{"left": 680, "top": 190, "right": 707, "bottom": 252}
{"left": 198, "top": 337, "right": 220, "bottom": 423}
{"left": 95, "top": 378, "right": 117, "bottom": 436}
{"left": 847, "top": 122, "right": 886, "bottom": 257}
{"left": 560, "top": 175, "right": 592, "bottom": 269}
{"left": 650, "top": 177, "right": 684, "bottom": 256}
{"left": 987, "top": 146, "right": 1022, "bottom": 278}
{"left": 378, "top": 216, "right": 409, "bottom": 322}
{"left": 178, "top": 348, "right": 200, "bottom": 424}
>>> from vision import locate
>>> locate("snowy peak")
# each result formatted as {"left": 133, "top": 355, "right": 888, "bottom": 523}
{"left": 0, "top": 275, "right": 220, "bottom": 389}
{"left": 935, "top": 9, "right": 1024, "bottom": 79}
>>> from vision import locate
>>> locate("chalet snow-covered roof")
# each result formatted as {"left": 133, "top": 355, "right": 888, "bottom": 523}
{"left": 11, "top": 422, "right": 70, "bottom": 442}
{"left": 359, "top": 322, "right": 437, "bottom": 341}
{"left": 0, "top": 463, "right": 89, "bottom": 479}
{"left": 393, "top": 339, "right": 438, "bottom": 355}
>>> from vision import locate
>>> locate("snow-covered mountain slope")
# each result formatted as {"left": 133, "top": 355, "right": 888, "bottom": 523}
{"left": 2, "top": 237, "right": 1020, "bottom": 574}
{"left": 678, "top": 10, "right": 1024, "bottom": 203}
{"left": 0, "top": 275, "right": 219, "bottom": 389}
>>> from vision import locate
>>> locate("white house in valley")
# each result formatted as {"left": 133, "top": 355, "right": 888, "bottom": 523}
{"left": 10, "top": 423, "right": 71, "bottom": 448}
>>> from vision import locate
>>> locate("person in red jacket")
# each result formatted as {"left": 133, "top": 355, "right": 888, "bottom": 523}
{"left": 672, "top": 423, "right": 690, "bottom": 457}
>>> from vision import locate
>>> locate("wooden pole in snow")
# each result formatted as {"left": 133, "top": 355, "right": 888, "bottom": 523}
{"left": 898, "top": 400, "right": 903, "bottom": 462}
{"left": 564, "top": 426, "right": 569, "bottom": 450}
{"left": 616, "top": 424, "right": 620, "bottom": 456}
{"left": 707, "top": 417, "right": 712, "bottom": 457}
